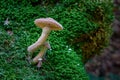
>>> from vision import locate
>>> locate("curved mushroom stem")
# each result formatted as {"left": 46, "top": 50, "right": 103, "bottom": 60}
{"left": 27, "top": 27, "right": 51, "bottom": 53}
{"left": 32, "top": 42, "right": 51, "bottom": 64}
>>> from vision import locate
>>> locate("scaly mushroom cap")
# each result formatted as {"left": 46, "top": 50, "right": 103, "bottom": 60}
{"left": 34, "top": 18, "right": 63, "bottom": 30}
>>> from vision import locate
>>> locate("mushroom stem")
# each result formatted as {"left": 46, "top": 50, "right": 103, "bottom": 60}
{"left": 33, "top": 44, "right": 48, "bottom": 63}
{"left": 27, "top": 27, "right": 51, "bottom": 53}
{"left": 37, "top": 58, "right": 43, "bottom": 68}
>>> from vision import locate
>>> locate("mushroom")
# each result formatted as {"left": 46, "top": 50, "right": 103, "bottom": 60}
{"left": 27, "top": 18, "right": 63, "bottom": 53}
{"left": 37, "top": 58, "right": 42, "bottom": 68}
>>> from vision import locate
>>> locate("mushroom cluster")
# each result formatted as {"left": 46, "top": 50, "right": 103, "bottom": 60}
{"left": 27, "top": 18, "right": 63, "bottom": 67}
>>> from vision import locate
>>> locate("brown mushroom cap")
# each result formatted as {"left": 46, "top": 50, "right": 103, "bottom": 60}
{"left": 34, "top": 18, "right": 63, "bottom": 30}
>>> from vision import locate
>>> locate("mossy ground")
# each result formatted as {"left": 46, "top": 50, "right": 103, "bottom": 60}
{"left": 0, "top": 0, "right": 113, "bottom": 80}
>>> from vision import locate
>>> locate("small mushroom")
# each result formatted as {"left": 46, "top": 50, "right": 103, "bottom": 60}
{"left": 27, "top": 18, "right": 63, "bottom": 53}
{"left": 32, "top": 41, "right": 51, "bottom": 64}
{"left": 37, "top": 58, "right": 42, "bottom": 68}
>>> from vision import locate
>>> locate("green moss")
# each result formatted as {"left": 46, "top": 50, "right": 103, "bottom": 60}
{"left": 0, "top": 0, "right": 113, "bottom": 79}
{"left": 0, "top": 0, "right": 90, "bottom": 80}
